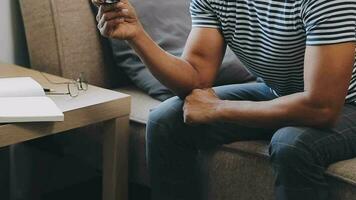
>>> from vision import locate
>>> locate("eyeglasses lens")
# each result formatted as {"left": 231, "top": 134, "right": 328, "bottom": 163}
{"left": 68, "top": 83, "right": 79, "bottom": 97}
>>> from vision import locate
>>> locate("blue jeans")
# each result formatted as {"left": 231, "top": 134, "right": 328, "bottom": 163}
{"left": 146, "top": 83, "right": 356, "bottom": 200}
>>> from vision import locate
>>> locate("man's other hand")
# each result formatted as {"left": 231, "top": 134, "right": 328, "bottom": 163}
{"left": 183, "top": 88, "right": 223, "bottom": 125}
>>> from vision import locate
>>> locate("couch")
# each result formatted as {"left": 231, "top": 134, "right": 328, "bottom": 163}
{"left": 18, "top": 0, "right": 356, "bottom": 199}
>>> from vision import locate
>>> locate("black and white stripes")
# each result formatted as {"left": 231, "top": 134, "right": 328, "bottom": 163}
{"left": 190, "top": 0, "right": 356, "bottom": 102}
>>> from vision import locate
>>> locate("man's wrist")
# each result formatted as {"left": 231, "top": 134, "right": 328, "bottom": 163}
{"left": 213, "top": 100, "right": 228, "bottom": 122}
{"left": 127, "top": 26, "right": 147, "bottom": 46}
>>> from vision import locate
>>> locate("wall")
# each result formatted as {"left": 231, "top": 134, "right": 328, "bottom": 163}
{"left": 0, "top": 1, "right": 28, "bottom": 197}
{"left": 0, "top": 0, "right": 29, "bottom": 66}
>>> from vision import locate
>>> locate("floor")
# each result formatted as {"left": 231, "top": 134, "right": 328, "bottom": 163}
{"left": 43, "top": 176, "right": 101, "bottom": 200}
{"left": 44, "top": 176, "right": 151, "bottom": 200}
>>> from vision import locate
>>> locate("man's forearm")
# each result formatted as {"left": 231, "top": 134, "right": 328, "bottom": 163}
{"left": 216, "top": 92, "right": 340, "bottom": 129}
{"left": 128, "top": 30, "right": 199, "bottom": 98}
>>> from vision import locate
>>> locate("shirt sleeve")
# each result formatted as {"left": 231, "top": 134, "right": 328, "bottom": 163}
{"left": 190, "top": 0, "right": 221, "bottom": 29}
{"left": 301, "top": 0, "right": 356, "bottom": 46}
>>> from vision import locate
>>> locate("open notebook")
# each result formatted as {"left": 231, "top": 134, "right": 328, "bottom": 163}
{"left": 0, "top": 77, "right": 64, "bottom": 123}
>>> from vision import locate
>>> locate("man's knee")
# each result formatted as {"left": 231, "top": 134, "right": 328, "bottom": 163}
{"left": 146, "top": 97, "right": 185, "bottom": 143}
{"left": 269, "top": 127, "right": 317, "bottom": 168}
{"left": 148, "top": 97, "right": 184, "bottom": 128}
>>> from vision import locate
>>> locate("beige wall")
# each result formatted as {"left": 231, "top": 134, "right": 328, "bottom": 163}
{"left": 0, "top": 0, "right": 29, "bottom": 66}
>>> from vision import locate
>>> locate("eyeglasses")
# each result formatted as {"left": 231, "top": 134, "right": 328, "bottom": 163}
{"left": 41, "top": 72, "right": 88, "bottom": 97}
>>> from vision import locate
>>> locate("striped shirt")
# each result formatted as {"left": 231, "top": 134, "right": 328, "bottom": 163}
{"left": 190, "top": 0, "right": 356, "bottom": 102}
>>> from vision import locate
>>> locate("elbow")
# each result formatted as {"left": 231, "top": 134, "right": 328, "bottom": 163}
{"left": 176, "top": 79, "right": 212, "bottom": 100}
{"left": 170, "top": 80, "right": 202, "bottom": 100}
{"left": 303, "top": 94, "right": 341, "bottom": 129}
{"left": 314, "top": 107, "right": 339, "bottom": 129}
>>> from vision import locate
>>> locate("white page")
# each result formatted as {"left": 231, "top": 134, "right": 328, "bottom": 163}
{"left": 0, "top": 97, "right": 64, "bottom": 123}
{"left": 0, "top": 77, "right": 45, "bottom": 97}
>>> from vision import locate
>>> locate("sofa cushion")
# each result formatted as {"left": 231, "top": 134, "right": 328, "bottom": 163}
{"left": 116, "top": 86, "right": 161, "bottom": 124}
{"left": 224, "top": 140, "right": 270, "bottom": 158}
{"left": 204, "top": 144, "right": 275, "bottom": 200}
{"left": 327, "top": 158, "right": 356, "bottom": 186}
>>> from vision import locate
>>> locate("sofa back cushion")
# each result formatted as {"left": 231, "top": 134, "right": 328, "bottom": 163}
{"left": 20, "top": 0, "right": 127, "bottom": 88}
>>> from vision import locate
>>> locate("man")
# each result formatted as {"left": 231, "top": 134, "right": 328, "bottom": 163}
{"left": 93, "top": 0, "right": 356, "bottom": 199}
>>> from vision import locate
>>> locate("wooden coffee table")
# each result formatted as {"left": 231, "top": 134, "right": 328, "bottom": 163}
{"left": 0, "top": 63, "right": 131, "bottom": 200}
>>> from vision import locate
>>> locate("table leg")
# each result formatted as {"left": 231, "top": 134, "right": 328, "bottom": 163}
{"left": 102, "top": 116, "right": 129, "bottom": 200}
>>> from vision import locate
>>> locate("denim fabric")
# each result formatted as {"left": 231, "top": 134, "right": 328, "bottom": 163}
{"left": 270, "top": 105, "right": 356, "bottom": 200}
{"left": 146, "top": 82, "right": 356, "bottom": 200}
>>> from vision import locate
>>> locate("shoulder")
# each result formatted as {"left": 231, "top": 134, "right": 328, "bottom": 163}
{"left": 300, "top": 0, "right": 356, "bottom": 22}
{"left": 301, "top": 0, "right": 356, "bottom": 12}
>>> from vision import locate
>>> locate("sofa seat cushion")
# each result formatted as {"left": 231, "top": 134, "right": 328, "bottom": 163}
{"left": 224, "top": 140, "right": 270, "bottom": 158}
{"left": 116, "top": 86, "right": 161, "bottom": 124}
{"left": 225, "top": 141, "right": 356, "bottom": 186}
{"left": 327, "top": 158, "right": 356, "bottom": 186}
{"left": 115, "top": 86, "right": 356, "bottom": 198}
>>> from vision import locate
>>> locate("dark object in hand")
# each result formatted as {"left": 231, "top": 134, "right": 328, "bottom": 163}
{"left": 92, "top": 0, "right": 119, "bottom": 7}
{"left": 100, "top": 0, "right": 119, "bottom": 10}
{"left": 103, "top": 0, "right": 119, "bottom": 4}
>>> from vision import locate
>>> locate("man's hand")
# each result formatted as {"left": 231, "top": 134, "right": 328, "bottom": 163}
{"left": 93, "top": 0, "right": 143, "bottom": 40}
{"left": 183, "top": 89, "right": 223, "bottom": 125}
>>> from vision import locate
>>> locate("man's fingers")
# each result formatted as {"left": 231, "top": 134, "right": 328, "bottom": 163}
{"left": 97, "top": 3, "right": 120, "bottom": 21}
{"left": 96, "top": 0, "right": 133, "bottom": 22}
{"left": 102, "top": 3, "right": 118, "bottom": 12}
{"left": 183, "top": 109, "right": 192, "bottom": 125}
{"left": 96, "top": 6, "right": 103, "bottom": 22}
{"left": 100, "top": 21, "right": 116, "bottom": 38}
{"left": 97, "top": 9, "right": 127, "bottom": 28}
{"left": 183, "top": 112, "right": 197, "bottom": 125}
{"left": 99, "top": 18, "right": 125, "bottom": 37}
{"left": 98, "top": 17, "right": 124, "bottom": 30}
{"left": 207, "top": 88, "right": 215, "bottom": 93}
{"left": 206, "top": 88, "right": 219, "bottom": 97}
{"left": 102, "top": 10, "right": 128, "bottom": 22}
{"left": 99, "top": 21, "right": 109, "bottom": 37}
{"left": 116, "top": 2, "right": 130, "bottom": 13}
{"left": 120, "top": 0, "right": 129, "bottom": 4}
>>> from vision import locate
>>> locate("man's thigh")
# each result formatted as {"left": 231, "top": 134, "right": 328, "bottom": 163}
{"left": 213, "top": 82, "right": 277, "bottom": 101}
{"left": 270, "top": 104, "right": 356, "bottom": 167}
